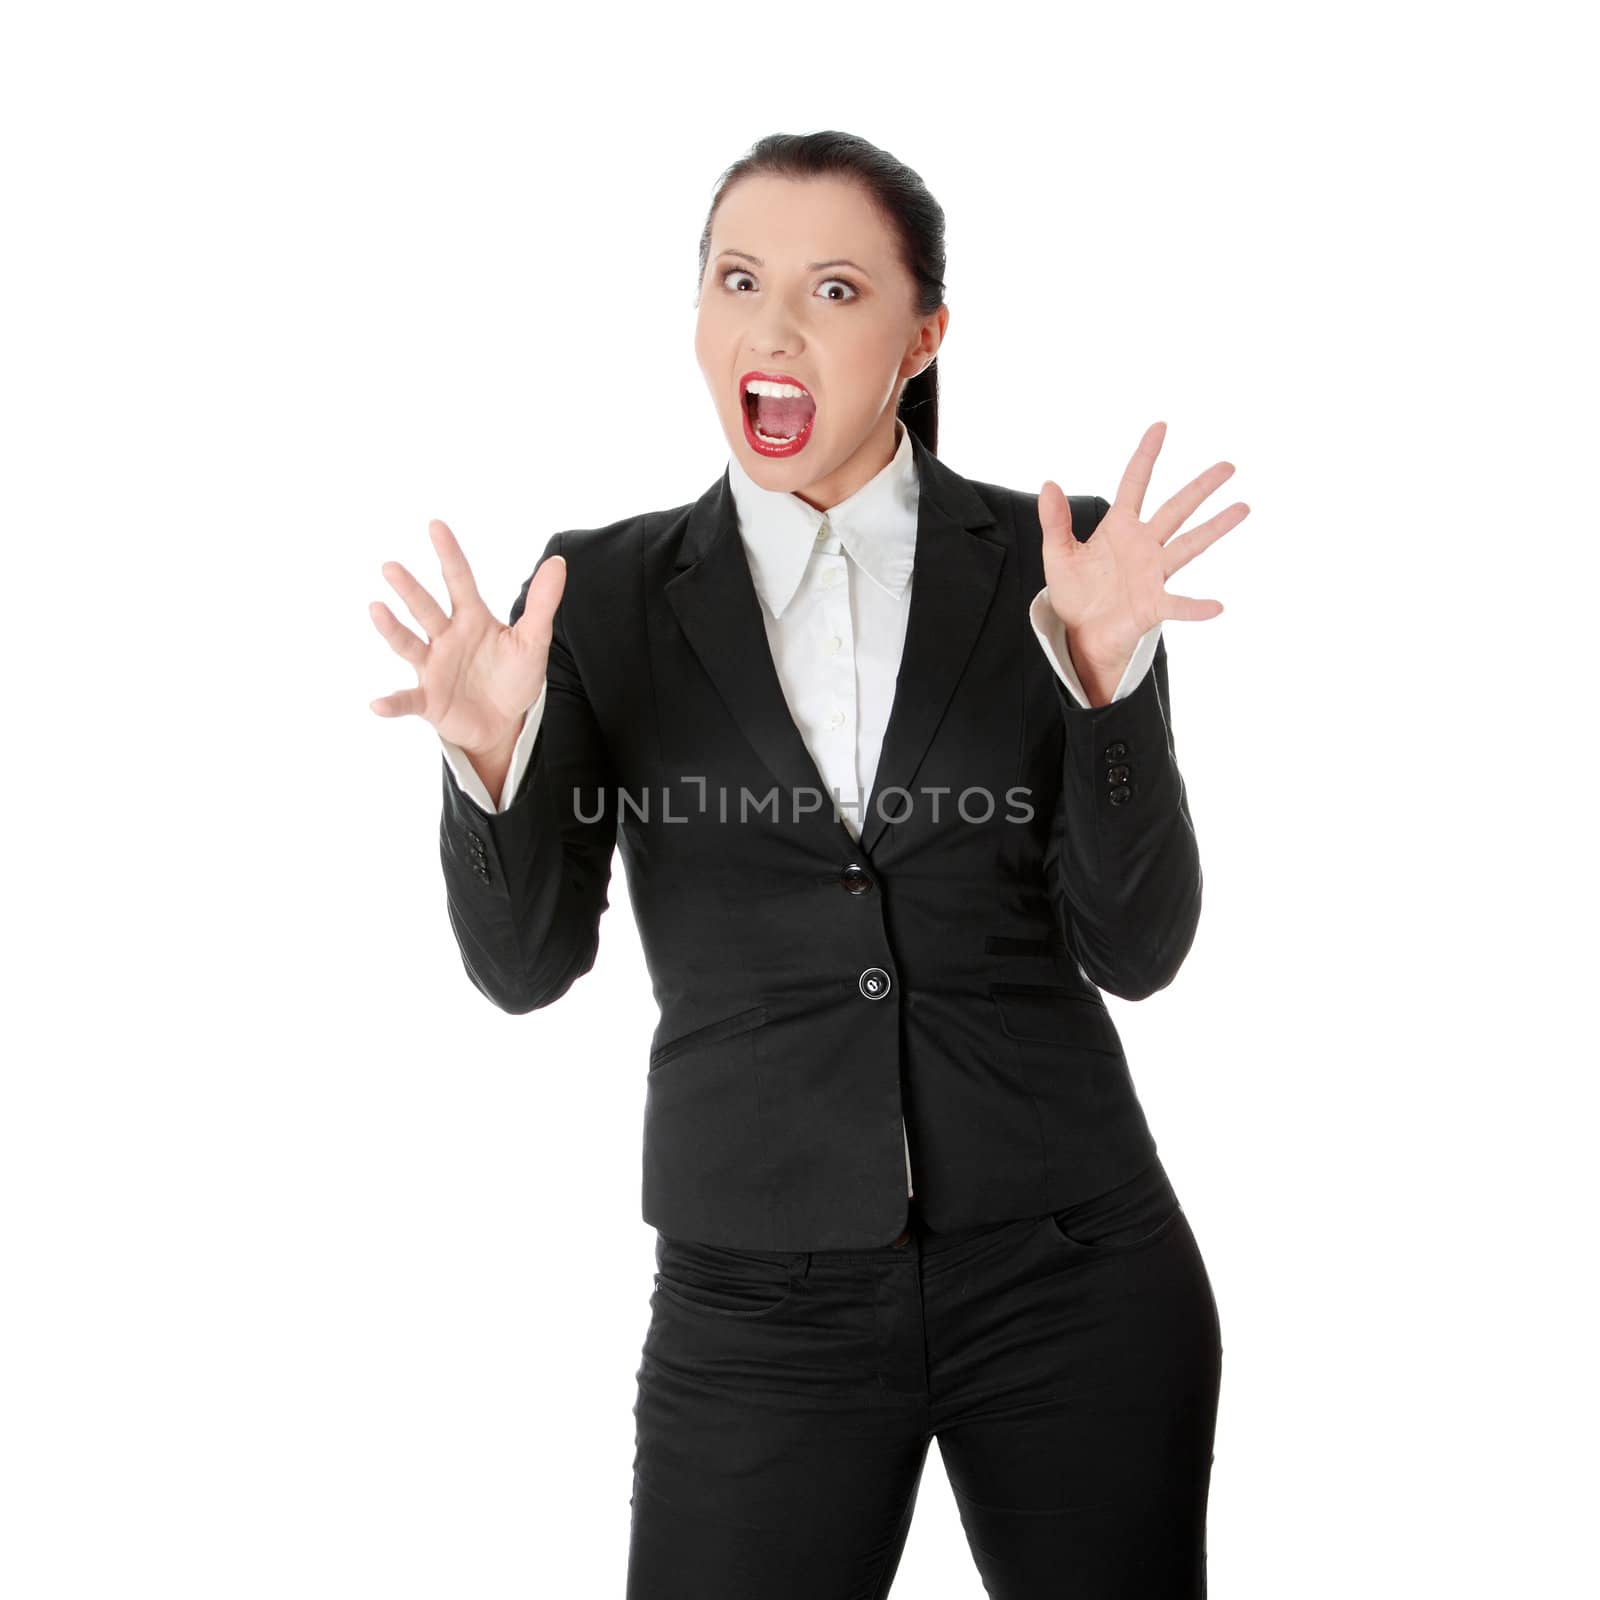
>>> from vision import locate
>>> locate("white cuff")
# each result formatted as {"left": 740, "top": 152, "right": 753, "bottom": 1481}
{"left": 1028, "top": 588, "right": 1162, "bottom": 707}
{"left": 439, "top": 680, "right": 548, "bottom": 812}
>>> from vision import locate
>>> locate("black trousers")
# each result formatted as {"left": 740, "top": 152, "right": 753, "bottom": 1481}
{"left": 627, "top": 1157, "right": 1223, "bottom": 1599}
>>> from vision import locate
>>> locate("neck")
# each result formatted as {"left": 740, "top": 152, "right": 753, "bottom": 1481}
{"left": 790, "top": 415, "right": 902, "bottom": 513}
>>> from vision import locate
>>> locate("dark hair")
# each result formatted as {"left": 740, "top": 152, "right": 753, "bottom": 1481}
{"left": 696, "top": 130, "right": 948, "bottom": 456}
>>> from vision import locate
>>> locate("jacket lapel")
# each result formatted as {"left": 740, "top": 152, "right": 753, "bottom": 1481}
{"left": 858, "top": 431, "right": 1003, "bottom": 855}
{"left": 665, "top": 427, "right": 1004, "bottom": 861}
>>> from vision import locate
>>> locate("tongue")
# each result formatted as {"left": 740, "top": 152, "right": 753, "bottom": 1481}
{"left": 755, "top": 393, "right": 814, "bottom": 439}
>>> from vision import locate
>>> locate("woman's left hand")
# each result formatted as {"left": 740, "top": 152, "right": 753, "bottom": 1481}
{"left": 1038, "top": 421, "right": 1249, "bottom": 695}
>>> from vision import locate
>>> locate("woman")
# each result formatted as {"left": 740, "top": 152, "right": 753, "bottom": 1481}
{"left": 369, "top": 131, "right": 1244, "bottom": 1599}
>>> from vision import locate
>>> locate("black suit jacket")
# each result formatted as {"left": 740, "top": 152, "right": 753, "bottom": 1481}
{"left": 439, "top": 427, "right": 1202, "bottom": 1250}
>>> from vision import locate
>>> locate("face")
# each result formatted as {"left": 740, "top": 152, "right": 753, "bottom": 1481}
{"left": 694, "top": 173, "right": 948, "bottom": 512}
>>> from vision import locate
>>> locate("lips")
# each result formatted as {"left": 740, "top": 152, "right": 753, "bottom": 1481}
{"left": 740, "top": 370, "right": 816, "bottom": 458}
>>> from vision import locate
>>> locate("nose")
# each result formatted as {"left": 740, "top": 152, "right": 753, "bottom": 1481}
{"left": 749, "top": 309, "right": 803, "bottom": 361}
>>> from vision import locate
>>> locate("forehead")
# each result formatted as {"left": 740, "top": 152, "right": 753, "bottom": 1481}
{"left": 710, "top": 174, "right": 891, "bottom": 263}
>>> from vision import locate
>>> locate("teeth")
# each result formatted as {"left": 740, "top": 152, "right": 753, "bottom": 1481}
{"left": 744, "top": 377, "right": 812, "bottom": 444}
{"left": 744, "top": 379, "right": 810, "bottom": 399}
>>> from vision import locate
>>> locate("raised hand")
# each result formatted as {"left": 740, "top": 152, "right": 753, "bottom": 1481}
{"left": 1038, "top": 421, "right": 1248, "bottom": 694}
{"left": 367, "top": 519, "right": 566, "bottom": 759}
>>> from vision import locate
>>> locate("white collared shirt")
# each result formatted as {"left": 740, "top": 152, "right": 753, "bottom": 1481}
{"left": 440, "top": 421, "right": 1160, "bottom": 820}
{"left": 437, "top": 423, "right": 1162, "bottom": 1198}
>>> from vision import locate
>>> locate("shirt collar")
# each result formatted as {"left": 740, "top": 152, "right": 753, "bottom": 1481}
{"left": 726, "top": 419, "right": 919, "bottom": 620}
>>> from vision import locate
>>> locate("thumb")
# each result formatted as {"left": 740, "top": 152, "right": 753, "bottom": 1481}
{"left": 1037, "top": 480, "right": 1077, "bottom": 557}
{"left": 515, "top": 553, "right": 567, "bottom": 637}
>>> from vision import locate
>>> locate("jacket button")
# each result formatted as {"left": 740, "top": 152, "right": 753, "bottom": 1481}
{"left": 840, "top": 863, "right": 873, "bottom": 894}
{"left": 1104, "top": 740, "right": 1129, "bottom": 762}
{"left": 859, "top": 967, "right": 892, "bottom": 1000}
{"left": 1107, "top": 763, "right": 1130, "bottom": 784}
{"left": 1108, "top": 784, "right": 1132, "bottom": 805}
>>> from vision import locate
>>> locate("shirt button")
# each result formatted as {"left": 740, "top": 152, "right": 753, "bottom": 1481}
{"left": 859, "top": 967, "right": 892, "bottom": 1000}
{"left": 827, "top": 709, "right": 845, "bottom": 728}
{"left": 822, "top": 568, "right": 844, "bottom": 588}
{"left": 823, "top": 636, "right": 842, "bottom": 655}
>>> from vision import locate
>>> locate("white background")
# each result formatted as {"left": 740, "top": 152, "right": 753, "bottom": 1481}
{"left": 5, "top": 2, "right": 1595, "bottom": 1594}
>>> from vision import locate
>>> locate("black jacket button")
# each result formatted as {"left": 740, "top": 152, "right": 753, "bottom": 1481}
{"left": 859, "top": 967, "right": 892, "bottom": 999}
{"left": 1104, "top": 740, "right": 1129, "bottom": 762}
{"left": 840, "top": 863, "right": 873, "bottom": 894}
{"left": 1108, "top": 784, "right": 1132, "bottom": 805}
{"left": 1107, "top": 763, "right": 1130, "bottom": 784}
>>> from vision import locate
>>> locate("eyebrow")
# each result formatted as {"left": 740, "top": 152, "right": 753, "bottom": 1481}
{"left": 717, "top": 249, "right": 873, "bottom": 278}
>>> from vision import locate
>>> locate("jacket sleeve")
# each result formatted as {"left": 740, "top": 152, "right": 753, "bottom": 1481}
{"left": 1044, "top": 497, "right": 1203, "bottom": 1001}
{"left": 437, "top": 532, "right": 620, "bottom": 1013}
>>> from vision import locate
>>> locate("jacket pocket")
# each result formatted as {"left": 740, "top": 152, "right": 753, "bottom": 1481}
{"left": 989, "top": 983, "right": 1121, "bottom": 1055}
{"left": 649, "top": 1003, "right": 770, "bottom": 1072}
{"left": 984, "top": 932, "right": 1070, "bottom": 958}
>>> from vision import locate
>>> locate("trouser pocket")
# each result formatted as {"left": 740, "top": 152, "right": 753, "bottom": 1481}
{"left": 652, "top": 1234, "right": 805, "bottom": 1319}
{"left": 1044, "top": 1160, "right": 1183, "bottom": 1254}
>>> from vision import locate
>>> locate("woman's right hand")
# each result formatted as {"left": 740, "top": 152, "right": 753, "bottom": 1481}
{"left": 367, "top": 518, "right": 567, "bottom": 758}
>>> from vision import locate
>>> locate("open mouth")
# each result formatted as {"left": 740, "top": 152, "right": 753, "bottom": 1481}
{"left": 740, "top": 373, "right": 817, "bottom": 455}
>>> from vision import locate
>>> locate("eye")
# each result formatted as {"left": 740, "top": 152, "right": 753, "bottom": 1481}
{"left": 717, "top": 268, "right": 860, "bottom": 303}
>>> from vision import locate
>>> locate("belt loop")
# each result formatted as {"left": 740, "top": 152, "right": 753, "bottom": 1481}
{"left": 793, "top": 1251, "right": 812, "bottom": 1280}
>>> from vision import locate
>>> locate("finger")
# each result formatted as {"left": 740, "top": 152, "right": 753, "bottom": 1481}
{"left": 513, "top": 553, "right": 568, "bottom": 640}
{"left": 1149, "top": 460, "right": 1237, "bottom": 544}
{"left": 1036, "top": 481, "right": 1077, "bottom": 553}
{"left": 1156, "top": 590, "right": 1225, "bottom": 623}
{"left": 1111, "top": 421, "right": 1167, "bottom": 519}
{"left": 368, "top": 600, "right": 428, "bottom": 667}
{"left": 381, "top": 559, "right": 450, "bottom": 640}
{"left": 368, "top": 686, "right": 428, "bottom": 718}
{"left": 429, "top": 518, "right": 484, "bottom": 614}
{"left": 1161, "top": 502, "right": 1251, "bottom": 578}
